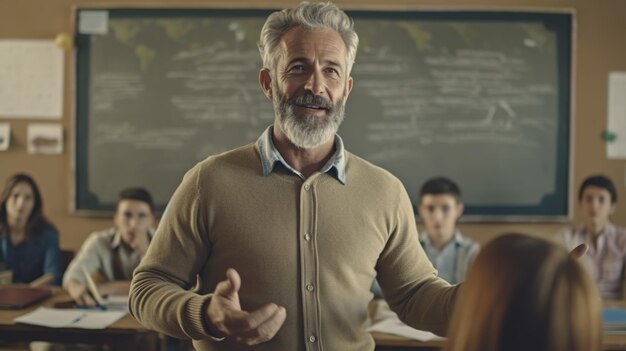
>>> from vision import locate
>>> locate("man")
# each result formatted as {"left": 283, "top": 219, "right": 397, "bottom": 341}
{"left": 64, "top": 187, "right": 154, "bottom": 306}
{"left": 418, "top": 177, "right": 479, "bottom": 284}
{"left": 561, "top": 175, "right": 626, "bottom": 300}
{"left": 129, "top": 3, "right": 457, "bottom": 350}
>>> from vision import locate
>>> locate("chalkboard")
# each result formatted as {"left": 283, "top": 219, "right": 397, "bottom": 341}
{"left": 75, "top": 8, "right": 572, "bottom": 219}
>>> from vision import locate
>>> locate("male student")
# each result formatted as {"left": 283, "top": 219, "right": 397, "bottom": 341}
{"left": 64, "top": 187, "right": 154, "bottom": 306}
{"left": 418, "top": 177, "right": 479, "bottom": 284}
{"left": 129, "top": 3, "right": 455, "bottom": 350}
{"left": 561, "top": 175, "right": 626, "bottom": 300}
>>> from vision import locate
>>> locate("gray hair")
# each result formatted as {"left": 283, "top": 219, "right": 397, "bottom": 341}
{"left": 258, "top": 1, "right": 359, "bottom": 74}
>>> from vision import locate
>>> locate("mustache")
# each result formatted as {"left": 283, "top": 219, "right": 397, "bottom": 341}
{"left": 290, "top": 92, "right": 333, "bottom": 110}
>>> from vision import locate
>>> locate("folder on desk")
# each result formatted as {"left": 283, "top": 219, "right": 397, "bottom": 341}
{"left": 0, "top": 286, "right": 52, "bottom": 309}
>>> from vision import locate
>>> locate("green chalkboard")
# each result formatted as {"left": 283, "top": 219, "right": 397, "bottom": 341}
{"left": 75, "top": 8, "right": 572, "bottom": 219}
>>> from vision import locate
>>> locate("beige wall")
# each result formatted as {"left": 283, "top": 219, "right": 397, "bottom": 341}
{"left": 0, "top": 0, "right": 625, "bottom": 251}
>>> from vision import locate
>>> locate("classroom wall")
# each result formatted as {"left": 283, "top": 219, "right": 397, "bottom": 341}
{"left": 0, "top": 0, "right": 625, "bottom": 251}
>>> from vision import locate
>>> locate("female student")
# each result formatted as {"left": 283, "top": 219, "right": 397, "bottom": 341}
{"left": 445, "top": 233, "right": 601, "bottom": 351}
{"left": 0, "top": 173, "right": 61, "bottom": 285}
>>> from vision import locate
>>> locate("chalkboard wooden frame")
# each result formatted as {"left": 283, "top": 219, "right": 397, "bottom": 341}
{"left": 74, "top": 8, "right": 573, "bottom": 220}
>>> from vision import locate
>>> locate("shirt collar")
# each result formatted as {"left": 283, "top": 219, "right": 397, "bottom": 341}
{"left": 256, "top": 125, "right": 347, "bottom": 184}
{"left": 420, "top": 230, "right": 463, "bottom": 248}
{"left": 581, "top": 222, "right": 615, "bottom": 238}
{"left": 111, "top": 228, "right": 154, "bottom": 250}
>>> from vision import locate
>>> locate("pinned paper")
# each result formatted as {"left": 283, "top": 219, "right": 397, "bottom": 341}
{"left": 607, "top": 72, "right": 626, "bottom": 159}
{"left": 0, "top": 40, "right": 63, "bottom": 118}
{"left": 0, "top": 123, "right": 9, "bottom": 151}
{"left": 79, "top": 10, "right": 109, "bottom": 35}
{"left": 27, "top": 123, "right": 63, "bottom": 154}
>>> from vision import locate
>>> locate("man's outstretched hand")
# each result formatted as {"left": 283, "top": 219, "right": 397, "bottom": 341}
{"left": 206, "top": 268, "right": 287, "bottom": 345}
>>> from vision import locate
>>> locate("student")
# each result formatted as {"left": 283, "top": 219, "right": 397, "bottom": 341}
{"left": 129, "top": 3, "right": 458, "bottom": 350}
{"left": 418, "top": 177, "right": 479, "bottom": 284}
{"left": 560, "top": 174, "right": 626, "bottom": 300}
{"left": 371, "top": 176, "right": 477, "bottom": 297}
{"left": 63, "top": 187, "right": 154, "bottom": 306}
{"left": 0, "top": 173, "right": 61, "bottom": 285}
{"left": 445, "top": 233, "right": 601, "bottom": 351}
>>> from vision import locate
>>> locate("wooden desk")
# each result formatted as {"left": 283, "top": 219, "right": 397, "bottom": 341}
{"left": 372, "top": 331, "right": 443, "bottom": 351}
{"left": 372, "top": 330, "right": 626, "bottom": 351}
{"left": 0, "top": 287, "right": 157, "bottom": 349}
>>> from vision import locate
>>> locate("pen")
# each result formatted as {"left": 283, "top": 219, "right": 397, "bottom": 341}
{"left": 77, "top": 304, "right": 108, "bottom": 311}
{"left": 70, "top": 313, "right": 86, "bottom": 324}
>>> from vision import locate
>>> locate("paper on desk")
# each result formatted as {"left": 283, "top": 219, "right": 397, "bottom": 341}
{"left": 103, "top": 294, "right": 129, "bottom": 312}
{"left": 14, "top": 307, "right": 126, "bottom": 329}
{"left": 367, "top": 316, "right": 445, "bottom": 342}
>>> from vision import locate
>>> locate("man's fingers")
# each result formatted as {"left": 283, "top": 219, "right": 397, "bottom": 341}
{"left": 77, "top": 292, "right": 96, "bottom": 306}
{"left": 250, "top": 305, "right": 287, "bottom": 344}
{"left": 570, "top": 243, "right": 589, "bottom": 258}
{"left": 228, "top": 303, "right": 280, "bottom": 331}
{"left": 215, "top": 268, "right": 241, "bottom": 298}
{"left": 228, "top": 305, "right": 287, "bottom": 345}
{"left": 226, "top": 268, "right": 241, "bottom": 294}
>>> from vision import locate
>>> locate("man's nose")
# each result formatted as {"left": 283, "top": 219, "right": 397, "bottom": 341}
{"left": 127, "top": 217, "right": 140, "bottom": 229}
{"left": 304, "top": 69, "right": 325, "bottom": 95}
{"left": 432, "top": 210, "right": 444, "bottom": 221}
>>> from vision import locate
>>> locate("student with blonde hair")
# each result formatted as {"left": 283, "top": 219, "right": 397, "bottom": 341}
{"left": 445, "top": 233, "right": 601, "bottom": 351}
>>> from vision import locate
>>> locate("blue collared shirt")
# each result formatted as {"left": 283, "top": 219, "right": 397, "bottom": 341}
{"left": 420, "top": 231, "right": 464, "bottom": 284}
{"left": 256, "top": 126, "right": 347, "bottom": 184}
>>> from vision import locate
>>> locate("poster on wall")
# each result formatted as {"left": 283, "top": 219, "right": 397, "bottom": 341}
{"left": 27, "top": 123, "right": 63, "bottom": 154}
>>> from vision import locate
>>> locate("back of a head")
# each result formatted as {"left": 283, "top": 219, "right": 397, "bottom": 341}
{"left": 444, "top": 233, "right": 601, "bottom": 351}
{"left": 117, "top": 187, "right": 155, "bottom": 213}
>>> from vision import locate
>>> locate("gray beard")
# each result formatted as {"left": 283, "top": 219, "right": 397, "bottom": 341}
{"left": 273, "top": 88, "right": 346, "bottom": 150}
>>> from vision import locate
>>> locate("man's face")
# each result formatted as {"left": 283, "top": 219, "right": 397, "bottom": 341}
{"left": 419, "top": 194, "right": 463, "bottom": 241}
{"left": 114, "top": 199, "right": 154, "bottom": 245}
{"left": 268, "top": 27, "right": 353, "bottom": 149}
{"left": 580, "top": 186, "right": 615, "bottom": 229}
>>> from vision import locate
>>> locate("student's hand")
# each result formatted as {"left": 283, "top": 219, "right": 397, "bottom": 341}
{"left": 206, "top": 268, "right": 287, "bottom": 345}
{"left": 570, "top": 243, "right": 589, "bottom": 259}
{"left": 67, "top": 280, "right": 97, "bottom": 306}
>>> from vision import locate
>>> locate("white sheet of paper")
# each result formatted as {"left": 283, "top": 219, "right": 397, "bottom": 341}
{"left": 103, "top": 294, "right": 129, "bottom": 312}
{"left": 0, "top": 123, "right": 9, "bottom": 151}
{"left": 14, "top": 307, "right": 126, "bottom": 329}
{"left": 0, "top": 40, "right": 63, "bottom": 118}
{"left": 608, "top": 72, "right": 626, "bottom": 159}
{"left": 27, "top": 123, "right": 63, "bottom": 154}
{"left": 367, "top": 316, "right": 445, "bottom": 342}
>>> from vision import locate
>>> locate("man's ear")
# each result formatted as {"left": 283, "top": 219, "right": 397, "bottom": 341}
{"left": 347, "top": 76, "right": 353, "bottom": 95}
{"left": 259, "top": 68, "right": 273, "bottom": 100}
{"left": 456, "top": 202, "right": 465, "bottom": 220}
{"left": 610, "top": 202, "right": 617, "bottom": 216}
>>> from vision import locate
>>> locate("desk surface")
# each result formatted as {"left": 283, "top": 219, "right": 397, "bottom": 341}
{"left": 0, "top": 286, "right": 156, "bottom": 348}
{"left": 371, "top": 325, "right": 626, "bottom": 351}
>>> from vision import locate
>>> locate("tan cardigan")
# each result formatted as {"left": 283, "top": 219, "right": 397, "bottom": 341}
{"left": 129, "top": 143, "right": 458, "bottom": 351}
